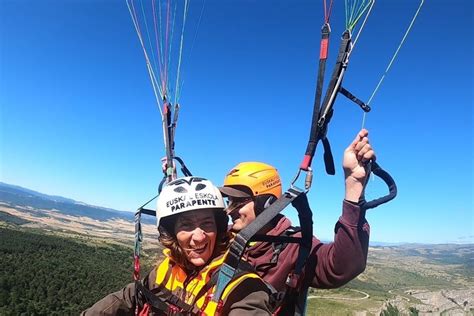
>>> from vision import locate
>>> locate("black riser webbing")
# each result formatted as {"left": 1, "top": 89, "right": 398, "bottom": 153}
{"left": 319, "top": 30, "right": 352, "bottom": 126}
{"left": 304, "top": 23, "right": 332, "bottom": 165}
{"left": 339, "top": 86, "right": 371, "bottom": 112}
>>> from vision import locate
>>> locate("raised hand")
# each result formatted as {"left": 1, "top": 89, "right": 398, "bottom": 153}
{"left": 343, "top": 129, "right": 375, "bottom": 202}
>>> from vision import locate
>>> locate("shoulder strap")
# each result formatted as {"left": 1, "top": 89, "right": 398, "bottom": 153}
{"left": 193, "top": 260, "right": 257, "bottom": 305}
{"left": 213, "top": 187, "right": 305, "bottom": 303}
{"left": 213, "top": 187, "right": 314, "bottom": 315}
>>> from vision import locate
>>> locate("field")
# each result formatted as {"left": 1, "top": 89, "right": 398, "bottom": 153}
{"left": 306, "top": 245, "right": 473, "bottom": 315}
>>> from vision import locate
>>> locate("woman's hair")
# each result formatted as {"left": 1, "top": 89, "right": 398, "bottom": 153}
{"left": 158, "top": 209, "right": 231, "bottom": 271}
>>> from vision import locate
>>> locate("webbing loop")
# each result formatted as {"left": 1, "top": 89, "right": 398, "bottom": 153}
{"left": 359, "top": 161, "right": 397, "bottom": 210}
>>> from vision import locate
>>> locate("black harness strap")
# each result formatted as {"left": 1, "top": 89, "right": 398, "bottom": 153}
{"left": 321, "top": 137, "right": 336, "bottom": 175}
{"left": 301, "top": 31, "right": 352, "bottom": 175}
{"left": 135, "top": 280, "right": 171, "bottom": 312}
{"left": 174, "top": 156, "right": 193, "bottom": 177}
{"left": 283, "top": 193, "right": 313, "bottom": 316}
{"left": 159, "top": 156, "right": 193, "bottom": 194}
{"left": 139, "top": 208, "right": 156, "bottom": 216}
{"left": 251, "top": 234, "right": 302, "bottom": 244}
{"left": 136, "top": 280, "right": 201, "bottom": 315}
{"left": 290, "top": 193, "right": 313, "bottom": 279}
{"left": 249, "top": 194, "right": 313, "bottom": 316}
{"left": 251, "top": 227, "right": 302, "bottom": 270}
{"left": 213, "top": 188, "right": 314, "bottom": 316}
{"left": 304, "top": 23, "right": 332, "bottom": 171}
{"left": 213, "top": 187, "right": 308, "bottom": 303}
{"left": 318, "top": 30, "right": 352, "bottom": 128}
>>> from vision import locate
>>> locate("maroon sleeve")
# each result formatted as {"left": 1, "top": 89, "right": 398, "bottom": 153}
{"left": 304, "top": 200, "right": 369, "bottom": 288}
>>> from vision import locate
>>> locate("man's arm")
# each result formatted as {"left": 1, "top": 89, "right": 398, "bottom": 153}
{"left": 304, "top": 129, "right": 373, "bottom": 288}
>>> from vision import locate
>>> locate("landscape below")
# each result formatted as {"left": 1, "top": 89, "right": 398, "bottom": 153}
{"left": 0, "top": 183, "right": 472, "bottom": 315}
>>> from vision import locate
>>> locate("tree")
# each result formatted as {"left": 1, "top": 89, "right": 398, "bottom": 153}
{"left": 380, "top": 303, "right": 400, "bottom": 316}
{"left": 409, "top": 306, "right": 419, "bottom": 316}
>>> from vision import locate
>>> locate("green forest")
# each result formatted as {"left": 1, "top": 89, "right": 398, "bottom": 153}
{"left": 0, "top": 226, "right": 140, "bottom": 315}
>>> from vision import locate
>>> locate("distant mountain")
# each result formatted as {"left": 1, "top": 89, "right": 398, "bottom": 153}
{"left": 0, "top": 182, "right": 77, "bottom": 204}
{"left": 369, "top": 241, "right": 406, "bottom": 247}
{"left": 0, "top": 182, "right": 154, "bottom": 223}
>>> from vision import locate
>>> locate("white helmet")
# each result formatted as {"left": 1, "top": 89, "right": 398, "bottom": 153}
{"left": 156, "top": 176, "right": 225, "bottom": 228}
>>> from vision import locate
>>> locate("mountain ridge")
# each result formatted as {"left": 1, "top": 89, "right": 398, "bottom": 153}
{"left": 1, "top": 181, "right": 472, "bottom": 245}
{"left": 0, "top": 181, "right": 154, "bottom": 223}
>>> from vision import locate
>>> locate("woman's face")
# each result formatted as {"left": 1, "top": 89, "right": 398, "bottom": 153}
{"left": 175, "top": 209, "right": 217, "bottom": 267}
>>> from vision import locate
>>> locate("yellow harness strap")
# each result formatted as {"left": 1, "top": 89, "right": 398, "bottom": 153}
{"left": 154, "top": 250, "right": 261, "bottom": 315}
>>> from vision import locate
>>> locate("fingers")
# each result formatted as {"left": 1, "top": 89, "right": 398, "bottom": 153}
{"left": 350, "top": 128, "right": 369, "bottom": 148}
{"left": 345, "top": 129, "right": 376, "bottom": 164}
{"left": 356, "top": 140, "right": 376, "bottom": 163}
{"left": 360, "top": 146, "right": 376, "bottom": 163}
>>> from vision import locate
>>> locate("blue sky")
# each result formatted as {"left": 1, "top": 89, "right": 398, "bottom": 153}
{"left": 1, "top": 0, "right": 472, "bottom": 244}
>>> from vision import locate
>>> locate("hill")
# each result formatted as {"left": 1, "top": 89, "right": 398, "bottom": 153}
{"left": 0, "top": 181, "right": 154, "bottom": 224}
{"left": 0, "top": 182, "right": 159, "bottom": 251}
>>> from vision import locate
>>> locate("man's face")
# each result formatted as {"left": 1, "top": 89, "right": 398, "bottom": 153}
{"left": 226, "top": 197, "right": 256, "bottom": 232}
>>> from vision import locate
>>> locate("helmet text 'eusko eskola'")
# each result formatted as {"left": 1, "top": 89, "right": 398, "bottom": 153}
{"left": 156, "top": 177, "right": 225, "bottom": 228}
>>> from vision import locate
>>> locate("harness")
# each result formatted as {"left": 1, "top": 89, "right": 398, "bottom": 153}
{"left": 251, "top": 224, "right": 302, "bottom": 273}
{"left": 213, "top": 188, "right": 314, "bottom": 315}
{"left": 135, "top": 254, "right": 276, "bottom": 315}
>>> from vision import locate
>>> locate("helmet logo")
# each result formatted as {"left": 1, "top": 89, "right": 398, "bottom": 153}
{"left": 166, "top": 194, "right": 219, "bottom": 212}
{"left": 165, "top": 177, "right": 220, "bottom": 212}
{"left": 171, "top": 177, "right": 206, "bottom": 186}
{"left": 174, "top": 186, "right": 188, "bottom": 193}
{"left": 157, "top": 176, "right": 225, "bottom": 227}
{"left": 195, "top": 183, "right": 206, "bottom": 191}
{"left": 262, "top": 176, "right": 281, "bottom": 189}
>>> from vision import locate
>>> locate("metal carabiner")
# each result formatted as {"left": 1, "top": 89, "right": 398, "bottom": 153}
{"left": 290, "top": 167, "right": 313, "bottom": 192}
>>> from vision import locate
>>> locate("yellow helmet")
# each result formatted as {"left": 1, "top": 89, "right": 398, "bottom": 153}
{"left": 219, "top": 162, "right": 282, "bottom": 199}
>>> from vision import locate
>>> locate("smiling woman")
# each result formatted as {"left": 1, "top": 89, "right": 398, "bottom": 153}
{"left": 82, "top": 176, "right": 276, "bottom": 316}
{"left": 174, "top": 210, "right": 218, "bottom": 266}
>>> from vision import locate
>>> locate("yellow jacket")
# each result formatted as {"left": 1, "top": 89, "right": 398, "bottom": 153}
{"left": 82, "top": 249, "right": 275, "bottom": 315}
